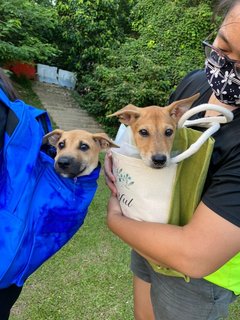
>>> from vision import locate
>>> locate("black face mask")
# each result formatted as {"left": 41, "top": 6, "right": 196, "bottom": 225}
{"left": 205, "top": 59, "right": 240, "bottom": 106}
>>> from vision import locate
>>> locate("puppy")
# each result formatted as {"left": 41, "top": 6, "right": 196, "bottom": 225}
{"left": 108, "top": 93, "right": 200, "bottom": 168}
{"left": 43, "top": 129, "right": 117, "bottom": 178}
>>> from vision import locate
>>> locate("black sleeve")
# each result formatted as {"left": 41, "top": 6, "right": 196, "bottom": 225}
{"left": 202, "top": 145, "right": 240, "bottom": 227}
{"left": 201, "top": 110, "right": 240, "bottom": 227}
{"left": 169, "top": 69, "right": 212, "bottom": 106}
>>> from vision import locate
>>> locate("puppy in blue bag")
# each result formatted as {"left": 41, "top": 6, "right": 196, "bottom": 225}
{"left": 0, "top": 69, "right": 116, "bottom": 319}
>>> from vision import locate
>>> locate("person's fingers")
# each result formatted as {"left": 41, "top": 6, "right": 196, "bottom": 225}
{"left": 104, "top": 152, "right": 117, "bottom": 195}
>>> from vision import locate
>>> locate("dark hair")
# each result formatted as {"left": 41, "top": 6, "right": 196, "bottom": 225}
{"left": 214, "top": 0, "right": 240, "bottom": 21}
{"left": 0, "top": 68, "right": 19, "bottom": 101}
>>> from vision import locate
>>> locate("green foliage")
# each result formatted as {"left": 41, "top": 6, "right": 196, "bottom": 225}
{"left": 0, "top": 0, "right": 59, "bottom": 64}
{"left": 0, "top": 0, "right": 217, "bottom": 136}
{"left": 76, "top": 0, "right": 215, "bottom": 135}
{"left": 77, "top": 44, "right": 173, "bottom": 136}
{"left": 54, "top": 0, "right": 134, "bottom": 73}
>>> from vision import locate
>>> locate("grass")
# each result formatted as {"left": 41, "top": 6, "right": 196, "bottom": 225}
{"left": 12, "top": 76, "right": 57, "bottom": 128}
{"left": 11, "top": 174, "right": 133, "bottom": 320}
{"left": 12, "top": 76, "right": 43, "bottom": 109}
{"left": 9, "top": 79, "right": 240, "bottom": 319}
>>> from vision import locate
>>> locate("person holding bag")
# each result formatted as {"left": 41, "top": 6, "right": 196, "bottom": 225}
{"left": 105, "top": 1, "right": 240, "bottom": 319}
{"left": 0, "top": 69, "right": 24, "bottom": 320}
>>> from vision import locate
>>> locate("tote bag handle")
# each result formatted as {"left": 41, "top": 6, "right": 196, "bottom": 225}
{"left": 171, "top": 104, "right": 233, "bottom": 163}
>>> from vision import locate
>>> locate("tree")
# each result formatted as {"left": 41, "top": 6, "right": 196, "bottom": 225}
{"left": 75, "top": 0, "right": 216, "bottom": 134}
{"left": 0, "top": 0, "right": 59, "bottom": 65}
{"left": 54, "top": 0, "right": 134, "bottom": 74}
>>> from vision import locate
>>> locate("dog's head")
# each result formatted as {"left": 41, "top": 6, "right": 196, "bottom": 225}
{"left": 108, "top": 93, "right": 199, "bottom": 168}
{"left": 43, "top": 129, "right": 117, "bottom": 178}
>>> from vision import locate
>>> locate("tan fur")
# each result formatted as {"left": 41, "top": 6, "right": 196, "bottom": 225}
{"left": 43, "top": 129, "right": 118, "bottom": 177}
{"left": 108, "top": 93, "right": 200, "bottom": 168}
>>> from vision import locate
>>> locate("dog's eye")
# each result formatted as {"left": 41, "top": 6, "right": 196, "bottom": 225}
{"left": 165, "top": 129, "right": 173, "bottom": 137}
{"left": 58, "top": 141, "right": 65, "bottom": 149}
{"left": 139, "top": 129, "right": 149, "bottom": 137}
{"left": 80, "top": 143, "right": 90, "bottom": 151}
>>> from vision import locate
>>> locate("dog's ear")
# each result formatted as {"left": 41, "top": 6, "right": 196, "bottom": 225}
{"left": 107, "top": 104, "right": 141, "bottom": 125}
{"left": 92, "top": 133, "right": 119, "bottom": 151}
{"left": 42, "top": 129, "right": 64, "bottom": 146}
{"left": 167, "top": 93, "right": 200, "bottom": 121}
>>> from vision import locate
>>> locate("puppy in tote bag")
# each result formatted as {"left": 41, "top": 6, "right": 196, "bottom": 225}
{"left": 111, "top": 104, "right": 233, "bottom": 226}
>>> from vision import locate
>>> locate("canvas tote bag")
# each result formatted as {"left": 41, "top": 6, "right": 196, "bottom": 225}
{"left": 111, "top": 104, "right": 233, "bottom": 279}
{"left": 112, "top": 104, "right": 232, "bottom": 224}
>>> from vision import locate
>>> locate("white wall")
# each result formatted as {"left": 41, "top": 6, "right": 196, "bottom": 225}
{"left": 37, "top": 64, "right": 77, "bottom": 90}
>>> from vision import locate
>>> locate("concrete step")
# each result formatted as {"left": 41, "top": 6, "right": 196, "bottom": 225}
{"left": 32, "top": 81, "right": 104, "bottom": 134}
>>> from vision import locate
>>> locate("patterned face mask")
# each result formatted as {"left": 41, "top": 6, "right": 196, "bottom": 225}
{"left": 205, "top": 59, "right": 240, "bottom": 106}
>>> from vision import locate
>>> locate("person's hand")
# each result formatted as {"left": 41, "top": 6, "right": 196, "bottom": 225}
{"left": 107, "top": 194, "right": 123, "bottom": 229}
{"left": 104, "top": 151, "right": 117, "bottom": 195}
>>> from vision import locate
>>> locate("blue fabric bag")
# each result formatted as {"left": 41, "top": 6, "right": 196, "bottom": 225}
{"left": 0, "top": 89, "right": 100, "bottom": 288}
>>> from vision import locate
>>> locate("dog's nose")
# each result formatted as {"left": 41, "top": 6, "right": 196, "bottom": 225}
{"left": 57, "top": 157, "right": 71, "bottom": 169}
{"left": 152, "top": 154, "right": 167, "bottom": 167}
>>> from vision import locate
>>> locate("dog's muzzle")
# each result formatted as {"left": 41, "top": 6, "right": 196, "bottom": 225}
{"left": 151, "top": 154, "right": 168, "bottom": 168}
{"left": 55, "top": 156, "right": 86, "bottom": 178}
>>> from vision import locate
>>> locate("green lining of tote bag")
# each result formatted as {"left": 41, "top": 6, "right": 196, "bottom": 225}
{"left": 169, "top": 127, "right": 214, "bottom": 226}
{"left": 149, "top": 127, "right": 214, "bottom": 280}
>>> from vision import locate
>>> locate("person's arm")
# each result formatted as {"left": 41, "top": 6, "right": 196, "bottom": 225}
{"left": 107, "top": 195, "right": 240, "bottom": 278}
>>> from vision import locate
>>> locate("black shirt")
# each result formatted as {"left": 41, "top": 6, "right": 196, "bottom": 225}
{"left": 170, "top": 70, "right": 240, "bottom": 227}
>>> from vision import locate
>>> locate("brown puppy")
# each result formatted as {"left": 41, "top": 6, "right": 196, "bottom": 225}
{"left": 108, "top": 93, "right": 200, "bottom": 168}
{"left": 43, "top": 129, "right": 117, "bottom": 178}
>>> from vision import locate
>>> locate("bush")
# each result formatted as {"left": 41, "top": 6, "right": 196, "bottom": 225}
{"left": 77, "top": 0, "right": 215, "bottom": 135}
{"left": 0, "top": 0, "right": 59, "bottom": 64}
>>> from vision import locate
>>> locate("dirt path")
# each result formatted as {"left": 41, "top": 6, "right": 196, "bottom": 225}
{"left": 32, "top": 81, "right": 104, "bottom": 133}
